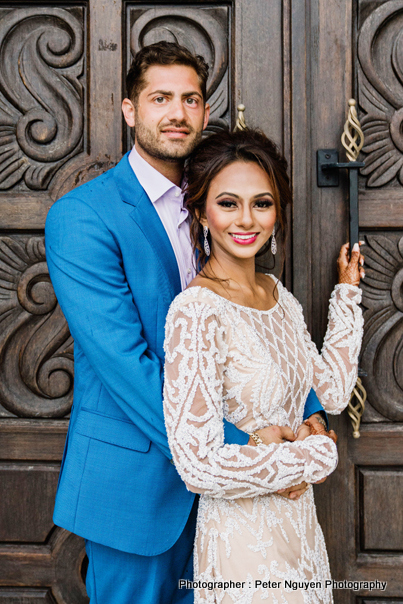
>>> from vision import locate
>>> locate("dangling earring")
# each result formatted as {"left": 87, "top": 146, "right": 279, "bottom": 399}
{"left": 203, "top": 225, "right": 210, "bottom": 256}
{"left": 271, "top": 225, "right": 277, "bottom": 256}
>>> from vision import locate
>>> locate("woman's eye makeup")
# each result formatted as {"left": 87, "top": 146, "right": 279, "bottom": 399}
{"left": 217, "top": 200, "right": 237, "bottom": 208}
{"left": 254, "top": 199, "right": 274, "bottom": 208}
{"left": 216, "top": 198, "right": 274, "bottom": 208}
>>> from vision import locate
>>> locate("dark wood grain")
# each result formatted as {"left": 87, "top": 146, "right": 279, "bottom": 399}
{"left": 359, "top": 467, "right": 403, "bottom": 551}
{"left": 0, "top": 0, "right": 401, "bottom": 601}
{"left": 0, "top": 420, "right": 67, "bottom": 461}
{"left": 0, "top": 7, "right": 85, "bottom": 192}
{"left": 0, "top": 236, "right": 74, "bottom": 418}
{"left": 306, "top": 0, "right": 403, "bottom": 601}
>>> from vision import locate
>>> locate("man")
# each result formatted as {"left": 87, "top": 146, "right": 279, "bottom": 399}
{"left": 45, "top": 42, "right": 328, "bottom": 604}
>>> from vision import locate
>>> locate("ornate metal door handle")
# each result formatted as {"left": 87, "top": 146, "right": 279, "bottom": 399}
{"left": 234, "top": 103, "right": 247, "bottom": 131}
{"left": 317, "top": 99, "right": 368, "bottom": 437}
{"left": 348, "top": 376, "right": 367, "bottom": 438}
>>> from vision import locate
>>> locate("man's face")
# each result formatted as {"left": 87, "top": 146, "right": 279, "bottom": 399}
{"left": 123, "top": 64, "right": 210, "bottom": 163}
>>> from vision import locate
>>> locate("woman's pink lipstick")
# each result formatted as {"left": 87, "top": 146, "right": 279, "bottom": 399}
{"left": 229, "top": 232, "right": 258, "bottom": 245}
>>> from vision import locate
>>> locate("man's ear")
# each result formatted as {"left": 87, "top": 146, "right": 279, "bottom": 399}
{"left": 122, "top": 98, "right": 135, "bottom": 128}
{"left": 202, "top": 103, "right": 210, "bottom": 131}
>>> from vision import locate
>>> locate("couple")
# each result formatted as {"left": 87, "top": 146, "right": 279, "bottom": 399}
{"left": 45, "top": 41, "right": 364, "bottom": 604}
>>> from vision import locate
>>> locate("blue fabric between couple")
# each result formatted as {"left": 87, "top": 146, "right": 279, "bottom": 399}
{"left": 45, "top": 152, "right": 326, "bottom": 561}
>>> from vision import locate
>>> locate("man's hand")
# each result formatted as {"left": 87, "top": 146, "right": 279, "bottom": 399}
{"left": 295, "top": 422, "right": 311, "bottom": 441}
{"left": 304, "top": 414, "right": 338, "bottom": 444}
{"left": 247, "top": 420, "right": 336, "bottom": 500}
{"left": 277, "top": 482, "right": 309, "bottom": 500}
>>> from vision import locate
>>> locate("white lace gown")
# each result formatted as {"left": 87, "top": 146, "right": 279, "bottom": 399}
{"left": 163, "top": 277, "right": 363, "bottom": 604}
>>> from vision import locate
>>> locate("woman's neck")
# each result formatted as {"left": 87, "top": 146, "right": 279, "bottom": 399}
{"left": 203, "top": 253, "right": 258, "bottom": 294}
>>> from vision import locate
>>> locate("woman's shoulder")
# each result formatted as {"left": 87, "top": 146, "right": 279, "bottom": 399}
{"left": 167, "top": 282, "right": 228, "bottom": 321}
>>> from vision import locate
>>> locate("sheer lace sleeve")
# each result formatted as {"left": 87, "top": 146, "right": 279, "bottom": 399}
{"left": 163, "top": 292, "right": 338, "bottom": 499}
{"left": 289, "top": 284, "right": 363, "bottom": 414}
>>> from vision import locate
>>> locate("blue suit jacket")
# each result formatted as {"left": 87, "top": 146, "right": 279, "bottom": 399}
{"left": 45, "top": 153, "right": 325, "bottom": 555}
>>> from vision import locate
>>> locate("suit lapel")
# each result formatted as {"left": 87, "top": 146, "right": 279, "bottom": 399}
{"left": 113, "top": 154, "right": 182, "bottom": 299}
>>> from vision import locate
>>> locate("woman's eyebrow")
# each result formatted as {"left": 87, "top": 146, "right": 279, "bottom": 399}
{"left": 215, "top": 192, "right": 240, "bottom": 199}
{"left": 215, "top": 192, "right": 275, "bottom": 200}
{"left": 253, "top": 192, "right": 275, "bottom": 200}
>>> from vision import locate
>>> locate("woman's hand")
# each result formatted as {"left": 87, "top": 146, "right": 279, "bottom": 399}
{"left": 295, "top": 422, "right": 311, "bottom": 441}
{"left": 249, "top": 425, "right": 296, "bottom": 446}
{"left": 337, "top": 242, "right": 365, "bottom": 286}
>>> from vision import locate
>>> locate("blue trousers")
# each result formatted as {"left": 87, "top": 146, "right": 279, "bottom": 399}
{"left": 85, "top": 498, "right": 198, "bottom": 604}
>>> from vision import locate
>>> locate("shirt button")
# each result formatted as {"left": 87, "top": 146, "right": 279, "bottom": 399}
{"left": 187, "top": 269, "right": 191, "bottom": 275}
{"left": 175, "top": 190, "right": 180, "bottom": 197}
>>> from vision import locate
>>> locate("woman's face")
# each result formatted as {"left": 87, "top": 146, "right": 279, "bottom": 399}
{"left": 201, "top": 160, "right": 277, "bottom": 263}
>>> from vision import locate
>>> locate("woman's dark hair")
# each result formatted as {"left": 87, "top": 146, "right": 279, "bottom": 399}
{"left": 126, "top": 41, "right": 209, "bottom": 103}
{"left": 185, "top": 128, "right": 292, "bottom": 273}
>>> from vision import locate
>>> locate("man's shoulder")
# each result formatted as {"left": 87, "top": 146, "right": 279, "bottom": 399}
{"left": 50, "top": 153, "right": 142, "bottom": 214}
{"left": 55, "top": 162, "right": 119, "bottom": 209}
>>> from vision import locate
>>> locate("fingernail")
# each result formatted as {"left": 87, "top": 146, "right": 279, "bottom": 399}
{"left": 361, "top": 272, "right": 365, "bottom": 279}
{"left": 353, "top": 243, "right": 359, "bottom": 252}
{"left": 360, "top": 258, "right": 364, "bottom": 266}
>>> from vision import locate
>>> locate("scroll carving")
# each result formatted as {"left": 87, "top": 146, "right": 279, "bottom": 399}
{"left": 129, "top": 7, "right": 230, "bottom": 134}
{"left": 358, "top": 1, "right": 403, "bottom": 187}
{"left": 51, "top": 528, "right": 88, "bottom": 604}
{"left": 0, "top": 7, "right": 85, "bottom": 191}
{"left": 0, "top": 236, "right": 73, "bottom": 418}
{"left": 360, "top": 234, "right": 403, "bottom": 420}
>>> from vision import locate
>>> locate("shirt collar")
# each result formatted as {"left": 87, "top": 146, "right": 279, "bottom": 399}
{"left": 128, "top": 146, "right": 183, "bottom": 203}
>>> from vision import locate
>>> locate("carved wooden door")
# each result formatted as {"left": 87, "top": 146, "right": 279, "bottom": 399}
{"left": 304, "top": 2, "right": 403, "bottom": 603}
{"left": 0, "top": 1, "right": 287, "bottom": 602}
{"left": 0, "top": 1, "right": 401, "bottom": 603}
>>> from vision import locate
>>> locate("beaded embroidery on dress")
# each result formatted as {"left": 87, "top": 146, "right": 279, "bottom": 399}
{"left": 163, "top": 277, "right": 363, "bottom": 604}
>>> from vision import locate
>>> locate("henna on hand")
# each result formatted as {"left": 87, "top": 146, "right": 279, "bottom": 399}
{"left": 337, "top": 241, "right": 365, "bottom": 286}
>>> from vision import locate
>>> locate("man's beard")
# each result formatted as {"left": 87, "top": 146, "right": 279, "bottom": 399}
{"left": 134, "top": 116, "right": 203, "bottom": 162}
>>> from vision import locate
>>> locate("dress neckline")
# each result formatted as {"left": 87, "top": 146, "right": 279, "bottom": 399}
{"left": 185, "top": 274, "right": 282, "bottom": 315}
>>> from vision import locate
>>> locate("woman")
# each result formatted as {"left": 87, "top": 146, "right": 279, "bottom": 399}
{"left": 163, "top": 129, "right": 364, "bottom": 604}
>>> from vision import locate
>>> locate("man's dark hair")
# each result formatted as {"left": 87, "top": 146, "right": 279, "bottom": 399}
{"left": 126, "top": 41, "right": 209, "bottom": 103}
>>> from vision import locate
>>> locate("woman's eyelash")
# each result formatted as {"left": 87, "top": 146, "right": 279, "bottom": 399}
{"left": 255, "top": 200, "right": 274, "bottom": 207}
{"left": 217, "top": 200, "right": 236, "bottom": 207}
{"left": 217, "top": 200, "right": 274, "bottom": 208}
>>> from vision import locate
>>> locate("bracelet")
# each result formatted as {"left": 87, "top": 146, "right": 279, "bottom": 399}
{"left": 305, "top": 415, "right": 327, "bottom": 430}
{"left": 248, "top": 431, "right": 264, "bottom": 446}
{"left": 313, "top": 415, "right": 327, "bottom": 429}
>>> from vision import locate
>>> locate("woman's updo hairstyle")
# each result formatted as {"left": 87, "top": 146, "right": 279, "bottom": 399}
{"left": 185, "top": 128, "right": 292, "bottom": 271}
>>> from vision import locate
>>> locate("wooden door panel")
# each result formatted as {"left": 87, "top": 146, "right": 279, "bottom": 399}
{"left": 0, "top": 463, "right": 59, "bottom": 542}
{"left": 356, "top": 8, "right": 403, "bottom": 591}
{"left": 0, "top": 590, "right": 57, "bottom": 603}
{"left": 359, "top": 467, "right": 403, "bottom": 551}
{"left": 360, "top": 232, "right": 403, "bottom": 422}
{"left": 2, "top": 0, "right": 400, "bottom": 601}
{"left": 0, "top": 5, "right": 87, "bottom": 230}
{"left": 0, "top": 0, "right": 287, "bottom": 600}
{"left": 0, "top": 2, "right": 116, "bottom": 601}
{"left": 0, "top": 235, "right": 74, "bottom": 419}
{"left": 306, "top": 0, "right": 402, "bottom": 601}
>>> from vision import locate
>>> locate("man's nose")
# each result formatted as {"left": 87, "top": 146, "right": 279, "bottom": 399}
{"left": 166, "top": 98, "right": 186, "bottom": 121}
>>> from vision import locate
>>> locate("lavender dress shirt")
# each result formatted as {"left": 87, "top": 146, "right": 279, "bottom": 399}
{"left": 128, "top": 147, "right": 196, "bottom": 290}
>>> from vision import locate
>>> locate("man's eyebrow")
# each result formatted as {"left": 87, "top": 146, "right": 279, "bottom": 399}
{"left": 182, "top": 91, "right": 203, "bottom": 99}
{"left": 147, "top": 90, "right": 173, "bottom": 97}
